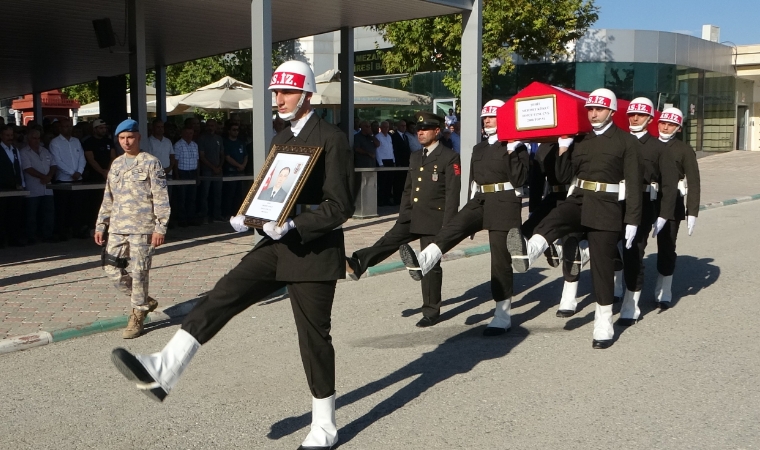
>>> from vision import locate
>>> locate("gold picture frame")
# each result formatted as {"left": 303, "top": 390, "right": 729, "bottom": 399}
{"left": 514, "top": 94, "right": 558, "bottom": 131}
{"left": 237, "top": 144, "right": 323, "bottom": 228}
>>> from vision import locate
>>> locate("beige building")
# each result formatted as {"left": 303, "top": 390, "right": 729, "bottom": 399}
{"left": 735, "top": 44, "right": 760, "bottom": 150}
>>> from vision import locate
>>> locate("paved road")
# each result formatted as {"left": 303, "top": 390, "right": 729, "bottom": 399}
{"left": 1, "top": 199, "right": 759, "bottom": 449}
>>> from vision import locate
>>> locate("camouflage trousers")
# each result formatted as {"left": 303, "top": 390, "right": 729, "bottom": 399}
{"left": 103, "top": 234, "right": 154, "bottom": 310}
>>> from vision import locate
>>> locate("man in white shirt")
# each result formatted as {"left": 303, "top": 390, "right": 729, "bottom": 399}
{"left": 20, "top": 129, "right": 57, "bottom": 243}
{"left": 375, "top": 121, "right": 396, "bottom": 206}
{"left": 49, "top": 118, "right": 87, "bottom": 239}
{"left": 147, "top": 118, "right": 176, "bottom": 176}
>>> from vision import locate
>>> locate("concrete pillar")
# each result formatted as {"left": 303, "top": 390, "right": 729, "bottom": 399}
{"left": 155, "top": 64, "right": 168, "bottom": 122}
{"left": 251, "top": 0, "right": 273, "bottom": 175}
{"left": 339, "top": 26, "right": 355, "bottom": 146}
{"left": 128, "top": 0, "right": 148, "bottom": 137}
{"left": 459, "top": 0, "right": 483, "bottom": 208}
{"left": 33, "top": 92, "right": 43, "bottom": 123}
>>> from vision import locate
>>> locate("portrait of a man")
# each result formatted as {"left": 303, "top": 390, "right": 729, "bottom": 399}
{"left": 257, "top": 166, "right": 291, "bottom": 203}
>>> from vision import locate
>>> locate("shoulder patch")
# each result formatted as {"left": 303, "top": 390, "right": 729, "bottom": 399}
{"left": 453, "top": 163, "right": 461, "bottom": 176}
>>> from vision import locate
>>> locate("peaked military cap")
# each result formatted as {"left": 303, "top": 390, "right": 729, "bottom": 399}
{"left": 415, "top": 111, "right": 444, "bottom": 130}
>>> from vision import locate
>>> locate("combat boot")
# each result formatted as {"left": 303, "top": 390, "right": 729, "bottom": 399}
{"left": 123, "top": 309, "right": 149, "bottom": 339}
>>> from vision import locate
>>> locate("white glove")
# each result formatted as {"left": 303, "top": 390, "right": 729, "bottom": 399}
{"left": 687, "top": 215, "right": 696, "bottom": 236}
{"left": 558, "top": 137, "right": 574, "bottom": 148}
{"left": 263, "top": 218, "right": 295, "bottom": 240}
{"left": 624, "top": 224, "right": 637, "bottom": 249}
{"left": 652, "top": 217, "right": 667, "bottom": 237}
{"left": 506, "top": 141, "right": 522, "bottom": 152}
{"left": 229, "top": 215, "right": 249, "bottom": 233}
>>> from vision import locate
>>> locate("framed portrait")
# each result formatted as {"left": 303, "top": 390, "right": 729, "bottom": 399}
{"left": 238, "top": 144, "right": 323, "bottom": 228}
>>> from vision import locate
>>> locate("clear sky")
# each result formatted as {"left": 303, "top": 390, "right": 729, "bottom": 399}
{"left": 593, "top": 0, "right": 759, "bottom": 46}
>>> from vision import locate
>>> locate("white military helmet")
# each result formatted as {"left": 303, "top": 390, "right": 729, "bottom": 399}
{"left": 659, "top": 107, "right": 684, "bottom": 126}
{"left": 268, "top": 60, "right": 316, "bottom": 93}
{"left": 585, "top": 88, "right": 617, "bottom": 111}
{"left": 481, "top": 99, "right": 505, "bottom": 117}
{"left": 627, "top": 97, "right": 654, "bottom": 116}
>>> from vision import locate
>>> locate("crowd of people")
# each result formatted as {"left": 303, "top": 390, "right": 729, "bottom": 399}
{"left": 0, "top": 115, "right": 257, "bottom": 247}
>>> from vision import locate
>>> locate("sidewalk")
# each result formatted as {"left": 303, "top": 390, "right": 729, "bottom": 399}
{"left": 1, "top": 150, "right": 759, "bottom": 344}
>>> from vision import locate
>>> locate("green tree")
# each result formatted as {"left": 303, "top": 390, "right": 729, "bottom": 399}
{"left": 373, "top": 0, "right": 599, "bottom": 98}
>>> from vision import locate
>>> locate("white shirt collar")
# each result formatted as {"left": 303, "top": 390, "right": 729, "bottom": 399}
{"left": 631, "top": 130, "right": 647, "bottom": 139}
{"left": 593, "top": 122, "right": 613, "bottom": 135}
{"left": 291, "top": 110, "right": 315, "bottom": 137}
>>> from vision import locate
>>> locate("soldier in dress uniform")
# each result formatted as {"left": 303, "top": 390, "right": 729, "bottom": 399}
{"left": 399, "top": 99, "right": 530, "bottom": 336}
{"left": 508, "top": 88, "right": 643, "bottom": 349}
{"left": 654, "top": 107, "right": 700, "bottom": 309}
{"left": 520, "top": 135, "right": 591, "bottom": 318}
{"left": 94, "top": 119, "right": 170, "bottom": 339}
{"left": 345, "top": 111, "right": 460, "bottom": 327}
{"left": 110, "top": 61, "right": 354, "bottom": 450}
{"left": 617, "top": 98, "right": 679, "bottom": 325}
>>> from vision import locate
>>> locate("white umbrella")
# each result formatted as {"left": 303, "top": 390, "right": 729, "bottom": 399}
{"left": 78, "top": 86, "right": 158, "bottom": 118}
{"left": 177, "top": 76, "right": 253, "bottom": 111}
{"left": 238, "top": 70, "right": 431, "bottom": 109}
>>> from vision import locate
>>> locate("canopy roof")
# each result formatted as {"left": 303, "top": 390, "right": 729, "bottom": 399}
{"left": 1, "top": 0, "right": 469, "bottom": 99}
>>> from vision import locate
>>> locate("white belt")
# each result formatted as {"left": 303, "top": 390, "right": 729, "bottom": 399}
{"left": 573, "top": 178, "right": 620, "bottom": 193}
{"left": 644, "top": 182, "right": 659, "bottom": 201}
{"left": 477, "top": 182, "right": 514, "bottom": 193}
{"left": 678, "top": 178, "right": 688, "bottom": 196}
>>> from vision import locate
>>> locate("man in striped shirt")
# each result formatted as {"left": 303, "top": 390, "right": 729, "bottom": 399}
{"left": 173, "top": 126, "right": 199, "bottom": 226}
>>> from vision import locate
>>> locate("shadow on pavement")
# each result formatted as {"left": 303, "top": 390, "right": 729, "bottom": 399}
{"left": 267, "top": 325, "right": 528, "bottom": 446}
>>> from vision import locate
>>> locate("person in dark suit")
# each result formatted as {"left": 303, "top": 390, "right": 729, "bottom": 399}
{"left": 257, "top": 166, "right": 291, "bottom": 203}
{"left": 654, "top": 107, "right": 701, "bottom": 310}
{"left": 390, "top": 119, "right": 412, "bottom": 205}
{"left": 617, "top": 98, "right": 679, "bottom": 326}
{"left": 110, "top": 60, "right": 354, "bottom": 450}
{"left": 508, "top": 88, "right": 643, "bottom": 349}
{"left": 398, "top": 99, "right": 530, "bottom": 336}
{"left": 345, "top": 111, "right": 461, "bottom": 327}
{"left": 0, "top": 125, "right": 27, "bottom": 247}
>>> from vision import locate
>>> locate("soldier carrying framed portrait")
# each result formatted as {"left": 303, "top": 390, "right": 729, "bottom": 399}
{"left": 238, "top": 144, "right": 323, "bottom": 228}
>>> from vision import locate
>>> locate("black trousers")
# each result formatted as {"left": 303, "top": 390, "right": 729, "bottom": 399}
{"left": 622, "top": 197, "right": 656, "bottom": 291}
{"left": 0, "top": 196, "right": 25, "bottom": 245}
{"left": 53, "top": 189, "right": 83, "bottom": 238}
{"left": 377, "top": 159, "right": 395, "bottom": 205}
{"left": 182, "top": 241, "right": 338, "bottom": 399}
{"left": 434, "top": 203, "right": 515, "bottom": 302}
{"left": 175, "top": 170, "right": 198, "bottom": 223}
{"left": 656, "top": 219, "right": 681, "bottom": 276}
{"left": 352, "top": 222, "right": 442, "bottom": 319}
{"left": 534, "top": 200, "right": 620, "bottom": 306}
{"left": 521, "top": 192, "right": 565, "bottom": 238}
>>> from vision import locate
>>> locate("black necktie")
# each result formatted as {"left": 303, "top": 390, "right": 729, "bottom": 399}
{"left": 422, "top": 148, "right": 428, "bottom": 161}
{"left": 11, "top": 147, "right": 22, "bottom": 187}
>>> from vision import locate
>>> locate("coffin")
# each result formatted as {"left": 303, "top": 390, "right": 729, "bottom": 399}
{"left": 496, "top": 81, "right": 660, "bottom": 142}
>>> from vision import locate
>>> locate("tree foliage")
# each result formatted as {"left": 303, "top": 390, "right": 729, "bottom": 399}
{"left": 373, "top": 0, "right": 599, "bottom": 98}
{"left": 62, "top": 40, "right": 304, "bottom": 111}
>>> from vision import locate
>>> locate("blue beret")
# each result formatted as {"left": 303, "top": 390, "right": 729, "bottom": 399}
{"left": 115, "top": 119, "right": 139, "bottom": 136}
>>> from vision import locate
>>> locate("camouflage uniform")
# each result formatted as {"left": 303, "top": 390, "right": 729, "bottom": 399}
{"left": 96, "top": 152, "right": 170, "bottom": 311}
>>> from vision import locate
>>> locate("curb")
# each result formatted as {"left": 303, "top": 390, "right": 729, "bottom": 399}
{"left": 3, "top": 194, "right": 760, "bottom": 355}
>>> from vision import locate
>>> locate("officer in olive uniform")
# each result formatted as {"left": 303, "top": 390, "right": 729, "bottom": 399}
{"left": 346, "top": 111, "right": 461, "bottom": 327}
{"left": 654, "top": 107, "right": 701, "bottom": 309}
{"left": 618, "top": 98, "right": 679, "bottom": 325}
{"left": 110, "top": 61, "right": 354, "bottom": 450}
{"left": 509, "top": 88, "right": 643, "bottom": 349}
{"left": 399, "top": 99, "right": 530, "bottom": 336}
{"left": 94, "top": 119, "right": 170, "bottom": 339}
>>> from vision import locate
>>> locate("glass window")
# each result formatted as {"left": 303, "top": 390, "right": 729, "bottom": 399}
{"left": 575, "top": 62, "right": 605, "bottom": 92}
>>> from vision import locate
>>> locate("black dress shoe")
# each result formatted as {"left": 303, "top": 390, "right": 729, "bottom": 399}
{"left": 592, "top": 339, "right": 613, "bottom": 349}
{"left": 415, "top": 316, "right": 438, "bottom": 328}
{"left": 111, "top": 348, "right": 167, "bottom": 402}
{"left": 616, "top": 318, "right": 638, "bottom": 327}
{"left": 345, "top": 257, "right": 362, "bottom": 281}
{"left": 399, "top": 244, "right": 423, "bottom": 281}
{"left": 658, "top": 302, "right": 670, "bottom": 310}
{"left": 544, "top": 246, "right": 560, "bottom": 268}
{"left": 298, "top": 445, "right": 333, "bottom": 450}
{"left": 556, "top": 309, "right": 576, "bottom": 318}
{"left": 483, "top": 326, "right": 509, "bottom": 336}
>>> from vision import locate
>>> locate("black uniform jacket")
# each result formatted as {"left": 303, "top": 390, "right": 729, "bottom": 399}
{"left": 0, "top": 145, "right": 20, "bottom": 190}
{"left": 466, "top": 141, "right": 529, "bottom": 231}
{"left": 530, "top": 140, "right": 582, "bottom": 205}
{"left": 663, "top": 138, "right": 701, "bottom": 219}
{"left": 398, "top": 141, "right": 461, "bottom": 235}
{"left": 636, "top": 132, "right": 678, "bottom": 221}
{"left": 253, "top": 113, "right": 355, "bottom": 282}
{"left": 555, "top": 124, "right": 643, "bottom": 232}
